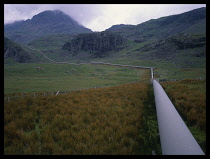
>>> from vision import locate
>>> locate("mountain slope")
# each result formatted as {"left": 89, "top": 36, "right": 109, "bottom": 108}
{"left": 4, "top": 10, "right": 92, "bottom": 44}
{"left": 28, "top": 34, "right": 76, "bottom": 51}
{"left": 4, "top": 37, "right": 31, "bottom": 63}
{"left": 4, "top": 7, "right": 205, "bottom": 70}
{"left": 105, "top": 24, "right": 135, "bottom": 31}
{"left": 109, "top": 7, "right": 206, "bottom": 41}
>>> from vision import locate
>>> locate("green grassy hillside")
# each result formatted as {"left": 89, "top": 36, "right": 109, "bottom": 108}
{"left": 28, "top": 34, "right": 75, "bottom": 51}
{"left": 110, "top": 7, "right": 206, "bottom": 41}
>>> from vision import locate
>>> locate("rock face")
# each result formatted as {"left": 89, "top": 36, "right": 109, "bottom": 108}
{"left": 63, "top": 31, "right": 127, "bottom": 57}
{"left": 4, "top": 10, "right": 92, "bottom": 43}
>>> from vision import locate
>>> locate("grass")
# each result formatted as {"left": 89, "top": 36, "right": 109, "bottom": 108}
{"left": 100, "top": 58, "right": 205, "bottom": 80}
{"left": 161, "top": 79, "right": 206, "bottom": 153}
{"left": 4, "top": 82, "right": 161, "bottom": 155}
{"left": 4, "top": 61, "right": 205, "bottom": 154}
{"left": 4, "top": 63, "right": 150, "bottom": 94}
{"left": 28, "top": 34, "right": 75, "bottom": 51}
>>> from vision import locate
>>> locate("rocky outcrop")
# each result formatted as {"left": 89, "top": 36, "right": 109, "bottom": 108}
{"left": 63, "top": 31, "right": 127, "bottom": 57}
{"left": 169, "top": 34, "right": 206, "bottom": 50}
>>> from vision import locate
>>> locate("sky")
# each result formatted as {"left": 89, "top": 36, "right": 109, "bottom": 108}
{"left": 4, "top": 4, "right": 206, "bottom": 32}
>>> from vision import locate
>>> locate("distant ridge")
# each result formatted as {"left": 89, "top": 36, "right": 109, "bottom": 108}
{"left": 105, "top": 24, "right": 135, "bottom": 32}
{"left": 108, "top": 7, "right": 206, "bottom": 41}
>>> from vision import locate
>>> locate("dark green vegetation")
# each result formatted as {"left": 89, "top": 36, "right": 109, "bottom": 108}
{"left": 4, "top": 37, "right": 31, "bottom": 63}
{"left": 4, "top": 83, "right": 161, "bottom": 155}
{"left": 4, "top": 10, "right": 92, "bottom": 43}
{"left": 4, "top": 63, "right": 150, "bottom": 94}
{"left": 161, "top": 79, "right": 206, "bottom": 153}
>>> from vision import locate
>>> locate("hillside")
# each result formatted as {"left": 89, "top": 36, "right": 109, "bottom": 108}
{"left": 110, "top": 7, "right": 206, "bottom": 41}
{"left": 4, "top": 10, "right": 92, "bottom": 44}
{"left": 105, "top": 24, "right": 135, "bottom": 31}
{"left": 4, "top": 37, "right": 31, "bottom": 63}
{"left": 107, "top": 7, "right": 206, "bottom": 41}
{"left": 99, "top": 7, "right": 206, "bottom": 68}
{"left": 4, "top": 7, "right": 206, "bottom": 70}
{"left": 28, "top": 34, "right": 76, "bottom": 51}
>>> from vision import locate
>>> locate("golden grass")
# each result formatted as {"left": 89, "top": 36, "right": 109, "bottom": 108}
{"left": 161, "top": 79, "right": 206, "bottom": 153}
{"left": 161, "top": 79, "right": 206, "bottom": 131}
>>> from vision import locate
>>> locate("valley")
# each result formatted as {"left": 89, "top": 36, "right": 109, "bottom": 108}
{"left": 4, "top": 63, "right": 150, "bottom": 94}
{"left": 4, "top": 7, "right": 206, "bottom": 155}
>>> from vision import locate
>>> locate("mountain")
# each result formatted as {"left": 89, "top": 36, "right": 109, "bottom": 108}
{"left": 105, "top": 24, "right": 135, "bottom": 31}
{"left": 4, "top": 10, "right": 93, "bottom": 44}
{"left": 4, "top": 37, "right": 31, "bottom": 63}
{"left": 109, "top": 7, "right": 206, "bottom": 41}
{"left": 4, "top": 7, "right": 205, "bottom": 69}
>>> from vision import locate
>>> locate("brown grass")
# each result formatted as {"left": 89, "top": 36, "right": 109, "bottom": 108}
{"left": 4, "top": 82, "right": 160, "bottom": 155}
{"left": 161, "top": 79, "right": 206, "bottom": 131}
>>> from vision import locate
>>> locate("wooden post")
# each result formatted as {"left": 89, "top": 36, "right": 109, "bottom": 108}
{"left": 34, "top": 93, "right": 36, "bottom": 97}
{"left": 8, "top": 96, "right": 10, "bottom": 102}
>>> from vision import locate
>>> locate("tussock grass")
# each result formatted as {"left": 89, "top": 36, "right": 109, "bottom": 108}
{"left": 161, "top": 79, "right": 206, "bottom": 153}
{"left": 4, "top": 82, "right": 160, "bottom": 155}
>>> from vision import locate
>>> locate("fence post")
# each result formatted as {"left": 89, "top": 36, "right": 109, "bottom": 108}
{"left": 56, "top": 90, "right": 60, "bottom": 96}
{"left": 34, "top": 93, "right": 36, "bottom": 97}
{"left": 8, "top": 96, "right": 10, "bottom": 102}
{"left": 151, "top": 67, "right": 154, "bottom": 79}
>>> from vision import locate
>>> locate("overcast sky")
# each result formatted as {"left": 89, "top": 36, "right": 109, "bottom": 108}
{"left": 4, "top": 4, "right": 206, "bottom": 32}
